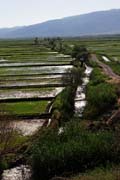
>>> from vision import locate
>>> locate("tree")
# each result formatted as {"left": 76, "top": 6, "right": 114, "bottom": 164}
{"left": 72, "top": 45, "right": 89, "bottom": 67}
{"left": 34, "top": 37, "right": 39, "bottom": 45}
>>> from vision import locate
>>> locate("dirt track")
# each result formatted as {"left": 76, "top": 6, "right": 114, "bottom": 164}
{"left": 91, "top": 54, "right": 120, "bottom": 82}
{"left": 91, "top": 54, "right": 120, "bottom": 125}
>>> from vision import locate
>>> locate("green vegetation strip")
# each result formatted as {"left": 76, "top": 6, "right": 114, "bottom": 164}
{"left": 70, "top": 165, "right": 120, "bottom": 180}
{"left": 30, "top": 121, "right": 117, "bottom": 180}
{"left": 1, "top": 101, "right": 49, "bottom": 116}
{"left": 83, "top": 67, "right": 117, "bottom": 119}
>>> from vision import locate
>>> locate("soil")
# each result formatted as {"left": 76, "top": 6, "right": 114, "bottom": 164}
{"left": 91, "top": 54, "right": 120, "bottom": 126}
{"left": 91, "top": 54, "right": 120, "bottom": 83}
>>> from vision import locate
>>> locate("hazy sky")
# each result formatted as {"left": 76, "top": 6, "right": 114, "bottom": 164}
{"left": 0, "top": 0, "right": 120, "bottom": 28}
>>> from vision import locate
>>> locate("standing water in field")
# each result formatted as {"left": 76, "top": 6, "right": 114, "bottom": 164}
{"left": 102, "top": 56, "right": 110, "bottom": 62}
{"left": 74, "top": 65, "right": 93, "bottom": 117}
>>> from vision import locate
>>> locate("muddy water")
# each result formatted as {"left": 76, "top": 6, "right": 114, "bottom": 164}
{"left": 1, "top": 74, "right": 63, "bottom": 81}
{"left": 0, "top": 79, "right": 62, "bottom": 87}
{"left": 56, "top": 54, "right": 71, "bottom": 58}
{"left": 1, "top": 63, "right": 72, "bottom": 179}
{"left": 0, "top": 87, "right": 64, "bottom": 100}
{"left": 0, "top": 62, "right": 71, "bottom": 67}
{"left": 74, "top": 65, "right": 93, "bottom": 117}
{"left": 1, "top": 87, "right": 65, "bottom": 179}
{"left": 0, "top": 59, "right": 8, "bottom": 62}
{"left": 14, "top": 119, "right": 45, "bottom": 136}
{"left": 102, "top": 56, "right": 110, "bottom": 62}
{"left": 2, "top": 165, "right": 31, "bottom": 180}
{"left": 1, "top": 65, "right": 72, "bottom": 75}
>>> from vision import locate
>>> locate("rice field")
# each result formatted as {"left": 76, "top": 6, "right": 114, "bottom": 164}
{"left": 0, "top": 39, "right": 72, "bottom": 117}
{"left": 66, "top": 37, "right": 120, "bottom": 61}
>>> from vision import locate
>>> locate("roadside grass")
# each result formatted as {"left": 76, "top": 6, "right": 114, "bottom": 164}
{"left": 83, "top": 67, "right": 117, "bottom": 119}
{"left": 70, "top": 165, "right": 120, "bottom": 180}
{"left": 106, "top": 61, "right": 120, "bottom": 76}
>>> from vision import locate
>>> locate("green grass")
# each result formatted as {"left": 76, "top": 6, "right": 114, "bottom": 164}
{"left": 70, "top": 166, "right": 120, "bottom": 180}
{"left": 65, "top": 37, "right": 120, "bottom": 63}
{"left": 83, "top": 67, "right": 117, "bottom": 119}
{"left": 31, "top": 120, "right": 116, "bottom": 180}
{"left": 104, "top": 61, "right": 120, "bottom": 76}
{"left": 2, "top": 101, "right": 49, "bottom": 115}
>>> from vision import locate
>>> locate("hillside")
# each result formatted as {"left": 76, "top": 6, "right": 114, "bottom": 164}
{"left": 0, "top": 9, "right": 120, "bottom": 38}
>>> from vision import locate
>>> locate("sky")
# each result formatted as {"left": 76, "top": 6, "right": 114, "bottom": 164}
{"left": 0, "top": 0, "right": 120, "bottom": 28}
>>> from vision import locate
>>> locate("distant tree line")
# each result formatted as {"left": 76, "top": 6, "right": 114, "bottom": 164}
{"left": 33, "top": 37, "right": 90, "bottom": 66}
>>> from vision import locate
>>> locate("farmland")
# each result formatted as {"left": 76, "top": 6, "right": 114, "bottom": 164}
{"left": 0, "top": 39, "right": 72, "bottom": 119}
{"left": 1, "top": 37, "right": 120, "bottom": 180}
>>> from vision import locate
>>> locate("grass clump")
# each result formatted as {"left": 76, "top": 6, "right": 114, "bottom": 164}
{"left": 30, "top": 121, "right": 115, "bottom": 180}
{"left": 70, "top": 165, "right": 120, "bottom": 180}
{"left": 108, "top": 61, "right": 120, "bottom": 76}
{"left": 84, "top": 68, "right": 117, "bottom": 119}
{"left": 51, "top": 66, "right": 83, "bottom": 123}
{"left": 52, "top": 86, "right": 75, "bottom": 122}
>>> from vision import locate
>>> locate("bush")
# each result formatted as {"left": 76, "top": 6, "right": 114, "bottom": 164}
{"left": 83, "top": 67, "right": 117, "bottom": 119}
{"left": 84, "top": 82, "right": 117, "bottom": 119}
{"left": 90, "top": 68, "right": 108, "bottom": 85}
{"left": 31, "top": 121, "right": 115, "bottom": 180}
{"left": 52, "top": 86, "right": 76, "bottom": 122}
{"left": 52, "top": 66, "right": 82, "bottom": 123}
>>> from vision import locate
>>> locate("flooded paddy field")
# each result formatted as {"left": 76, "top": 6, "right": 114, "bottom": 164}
{"left": 0, "top": 87, "right": 64, "bottom": 100}
{"left": 0, "top": 74, "right": 63, "bottom": 81}
{"left": 0, "top": 65, "right": 72, "bottom": 76}
{"left": 66, "top": 37, "right": 120, "bottom": 62}
{"left": 0, "top": 61, "right": 71, "bottom": 67}
{"left": 0, "top": 77, "right": 62, "bottom": 86}
{"left": 0, "top": 39, "right": 72, "bottom": 137}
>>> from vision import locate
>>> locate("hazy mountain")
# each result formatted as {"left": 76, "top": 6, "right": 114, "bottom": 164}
{"left": 0, "top": 9, "right": 120, "bottom": 38}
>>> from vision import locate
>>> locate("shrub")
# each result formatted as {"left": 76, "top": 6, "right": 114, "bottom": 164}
{"left": 83, "top": 67, "right": 117, "bottom": 119}
{"left": 31, "top": 121, "right": 115, "bottom": 180}
{"left": 90, "top": 68, "right": 108, "bottom": 85}
{"left": 84, "top": 82, "right": 117, "bottom": 119}
{"left": 52, "top": 86, "right": 75, "bottom": 122}
{"left": 52, "top": 67, "right": 82, "bottom": 123}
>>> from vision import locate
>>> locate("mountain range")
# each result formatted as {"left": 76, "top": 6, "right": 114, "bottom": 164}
{"left": 0, "top": 9, "right": 120, "bottom": 38}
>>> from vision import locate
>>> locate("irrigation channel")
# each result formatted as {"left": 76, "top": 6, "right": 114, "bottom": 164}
{"left": 1, "top": 65, "right": 93, "bottom": 180}
{"left": 74, "top": 65, "right": 93, "bottom": 117}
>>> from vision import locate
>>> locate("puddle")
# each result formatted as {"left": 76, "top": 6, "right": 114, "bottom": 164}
{"left": 58, "top": 127, "right": 64, "bottom": 135}
{"left": 56, "top": 54, "right": 71, "bottom": 58}
{"left": 102, "top": 56, "right": 110, "bottom": 62}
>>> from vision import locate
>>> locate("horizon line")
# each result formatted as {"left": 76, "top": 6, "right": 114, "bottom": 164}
{"left": 0, "top": 8, "right": 119, "bottom": 29}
